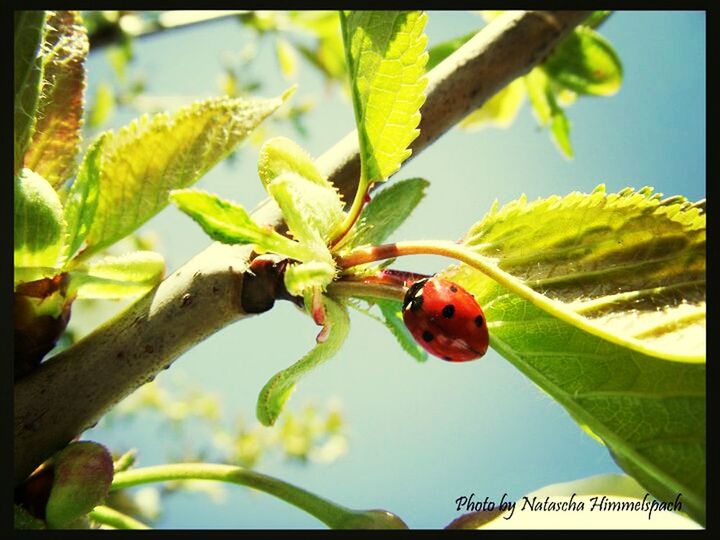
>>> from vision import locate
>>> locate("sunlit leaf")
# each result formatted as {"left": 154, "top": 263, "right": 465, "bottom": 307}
{"left": 290, "top": 11, "right": 346, "bottom": 82}
{"left": 170, "top": 189, "right": 314, "bottom": 262}
{"left": 549, "top": 95, "right": 573, "bottom": 159}
{"left": 257, "top": 136, "right": 332, "bottom": 190}
{"left": 69, "top": 251, "right": 165, "bottom": 299}
{"left": 266, "top": 172, "right": 345, "bottom": 258}
{"left": 238, "top": 11, "right": 282, "bottom": 33}
{"left": 462, "top": 186, "right": 705, "bottom": 361}
{"left": 14, "top": 266, "right": 61, "bottom": 286}
{"left": 544, "top": 27, "right": 623, "bottom": 96}
{"left": 84, "top": 93, "right": 289, "bottom": 256}
{"left": 479, "top": 11, "right": 503, "bottom": 22}
{"left": 459, "top": 78, "right": 526, "bottom": 131}
{"left": 341, "top": 177, "right": 429, "bottom": 250}
{"left": 276, "top": 37, "right": 298, "bottom": 79}
{"left": 525, "top": 67, "right": 552, "bottom": 125}
{"left": 14, "top": 10, "right": 47, "bottom": 176}
{"left": 284, "top": 261, "right": 337, "bottom": 297}
{"left": 341, "top": 11, "right": 428, "bottom": 183}
{"left": 583, "top": 11, "right": 613, "bottom": 29}
{"left": 444, "top": 262, "right": 706, "bottom": 525}
{"left": 62, "top": 134, "right": 106, "bottom": 264}
{"left": 14, "top": 169, "right": 66, "bottom": 269}
{"left": 107, "top": 38, "right": 133, "bottom": 81}
{"left": 88, "top": 81, "right": 116, "bottom": 128}
{"left": 257, "top": 295, "right": 350, "bottom": 426}
{"left": 556, "top": 87, "right": 577, "bottom": 107}
{"left": 23, "top": 11, "right": 89, "bottom": 188}
{"left": 439, "top": 186, "right": 706, "bottom": 524}
{"left": 525, "top": 68, "right": 573, "bottom": 158}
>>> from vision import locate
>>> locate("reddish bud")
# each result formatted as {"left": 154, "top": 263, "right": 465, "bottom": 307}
{"left": 45, "top": 441, "right": 114, "bottom": 529}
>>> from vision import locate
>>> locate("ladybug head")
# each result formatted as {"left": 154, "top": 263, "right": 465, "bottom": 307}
{"left": 402, "top": 278, "right": 429, "bottom": 311}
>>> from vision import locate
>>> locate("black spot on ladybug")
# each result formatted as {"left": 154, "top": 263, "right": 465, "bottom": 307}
{"left": 450, "top": 285, "right": 458, "bottom": 293}
{"left": 475, "top": 315, "right": 484, "bottom": 327}
{"left": 443, "top": 356, "right": 452, "bottom": 361}
{"left": 422, "top": 330, "right": 434, "bottom": 342}
{"left": 442, "top": 304, "right": 455, "bottom": 318}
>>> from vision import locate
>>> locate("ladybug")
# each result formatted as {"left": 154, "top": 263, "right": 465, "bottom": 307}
{"left": 402, "top": 277, "right": 489, "bottom": 362}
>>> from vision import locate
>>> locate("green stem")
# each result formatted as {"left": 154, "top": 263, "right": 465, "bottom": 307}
{"left": 88, "top": 505, "right": 151, "bottom": 530}
{"left": 338, "top": 239, "right": 501, "bottom": 278}
{"left": 328, "top": 279, "right": 405, "bottom": 303}
{"left": 111, "top": 463, "right": 406, "bottom": 529}
{"left": 331, "top": 178, "right": 369, "bottom": 248}
{"left": 337, "top": 240, "right": 701, "bottom": 363}
{"left": 330, "top": 10, "right": 371, "bottom": 248}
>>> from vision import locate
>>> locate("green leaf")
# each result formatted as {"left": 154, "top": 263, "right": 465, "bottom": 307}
{"left": 284, "top": 261, "right": 337, "bottom": 297}
{"left": 479, "top": 11, "right": 503, "bottom": 22}
{"left": 170, "top": 189, "right": 314, "bottom": 262}
{"left": 14, "top": 11, "right": 47, "bottom": 176}
{"left": 92, "top": 251, "right": 164, "bottom": 281}
{"left": 426, "top": 29, "right": 477, "bottom": 71}
{"left": 525, "top": 68, "right": 551, "bottom": 125}
{"left": 525, "top": 68, "right": 573, "bottom": 158}
{"left": 276, "top": 37, "right": 298, "bottom": 79}
{"left": 239, "top": 11, "right": 282, "bottom": 33}
{"left": 83, "top": 94, "right": 289, "bottom": 256}
{"left": 257, "top": 136, "right": 333, "bottom": 190}
{"left": 444, "top": 263, "right": 705, "bottom": 525}
{"left": 543, "top": 27, "right": 623, "bottom": 96}
{"left": 62, "top": 134, "right": 107, "bottom": 264}
{"left": 341, "top": 11, "right": 428, "bottom": 183}
{"left": 257, "top": 295, "right": 350, "bottom": 426}
{"left": 462, "top": 186, "right": 705, "bottom": 362}
{"left": 107, "top": 38, "right": 133, "bottom": 81}
{"left": 459, "top": 78, "right": 526, "bottom": 131}
{"left": 289, "top": 11, "right": 346, "bottom": 83}
{"left": 88, "top": 81, "right": 116, "bottom": 128}
{"left": 14, "top": 266, "right": 61, "bottom": 286}
{"left": 46, "top": 441, "right": 114, "bottom": 529}
{"left": 23, "top": 11, "right": 89, "bottom": 188}
{"left": 376, "top": 299, "right": 427, "bottom": 362}
{"left": 583, "top": 11, "right": 613, "bottom": 29}
{"left": 69, "top": 251, "right": 165, "bottom": 299}
{"left": 266, "top": 172, "right": 345, "bottom": 259}
{"left": 439, "top": 186, "right": 706, "bottom": 524}
{"left": 341, "top": 177, "right": 429, "bottom": 250}
{"left": 14, "top": 169, "right": 66, "bottom": 269}
{"left": 549, "top": 94, "right": 573, "bottom": 159}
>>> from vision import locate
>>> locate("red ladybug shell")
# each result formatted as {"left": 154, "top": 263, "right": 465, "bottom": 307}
{"left": 402, "top": 277, "right": 489, "bottom": 362}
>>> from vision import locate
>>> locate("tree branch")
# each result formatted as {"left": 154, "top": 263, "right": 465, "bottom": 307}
{"left": 88, "top": 11, "right": 246, "bottom": 50}
{"left": 14, "top": 10, "right": 591, "bottom": 484}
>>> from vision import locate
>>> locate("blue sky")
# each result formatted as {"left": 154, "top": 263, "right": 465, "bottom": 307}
{"left": 80, "top": 11, "right": 705, "bottom": 529}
